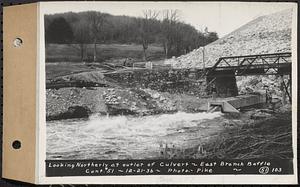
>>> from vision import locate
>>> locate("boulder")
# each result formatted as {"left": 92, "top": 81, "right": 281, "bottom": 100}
{"left": 47, "top": 105, "right": 91, "bottom": 120}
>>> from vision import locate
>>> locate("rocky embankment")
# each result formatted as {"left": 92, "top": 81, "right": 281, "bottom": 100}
{"left": 105, "top": 69, "right": 207, "bottom": 96}
{"left": 46, "top": 86, "right": 209, "bottom": 120}
{"left": 46, "top": 65, "right": 212, "bottom": 120}
{"left": 165, "top": 9, "right": 292, "bottom": 68}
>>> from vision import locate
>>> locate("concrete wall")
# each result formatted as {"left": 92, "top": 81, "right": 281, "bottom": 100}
{"left": 207, "top": 70, "right": 239, "bottom": 97}
{"left": 215, "top": 76, "right": 239, "bottom": 97}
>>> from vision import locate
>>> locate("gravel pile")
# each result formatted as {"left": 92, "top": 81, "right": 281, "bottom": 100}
{"left": 165, "top": 9, "right": 292, "bottom": 69}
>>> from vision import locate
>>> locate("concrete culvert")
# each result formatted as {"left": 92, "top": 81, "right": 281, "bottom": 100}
{"left": 66, "top": 106, "right": 91, "bottom": 119}
{"left": 47, "top": 106, "right": 92, "bottom": 120}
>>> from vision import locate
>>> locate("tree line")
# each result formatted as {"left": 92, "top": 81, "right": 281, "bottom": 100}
{"left": 45, "top": 10, "right": 218, "bottom": 62}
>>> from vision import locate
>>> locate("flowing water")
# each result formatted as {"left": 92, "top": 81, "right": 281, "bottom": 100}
{"left": 47, "top": 112, "right": 223, "bottom": 160}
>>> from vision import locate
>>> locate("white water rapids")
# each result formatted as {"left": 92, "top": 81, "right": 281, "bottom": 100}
{"left": 47, "top": 112, "right": 222, "bottom": 160}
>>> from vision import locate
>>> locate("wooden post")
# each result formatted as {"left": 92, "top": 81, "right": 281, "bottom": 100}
{"left": 289, "top": 73, "right": 292, "bottom": 103}
{"left": 280, "top": 75, "right": 287, "bottom": 105}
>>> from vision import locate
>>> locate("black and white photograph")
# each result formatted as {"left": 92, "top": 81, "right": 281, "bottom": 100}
{"left": 44, "top": 1, "right": 296, "bottom": 177}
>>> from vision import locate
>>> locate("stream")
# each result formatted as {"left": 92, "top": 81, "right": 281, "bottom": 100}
{"left": 47, "top": 112, "right": 223, "bottom": 160}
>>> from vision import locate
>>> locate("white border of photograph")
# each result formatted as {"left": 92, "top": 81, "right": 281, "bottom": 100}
{"left": 37, "top": 1, "right": 298, "bottom": 184}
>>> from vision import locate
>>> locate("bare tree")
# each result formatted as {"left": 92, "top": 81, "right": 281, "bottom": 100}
{"left": 161, "top": 9, "right": 180, "bottom": 58}
{"left": 70, "top": 20, "right": 90, "bottom": 62}
{"left": 139, "top": 10, "right": 160, "bottom": 61}
{"left": 87, "top": 11, "right": 107, "bottom": 62}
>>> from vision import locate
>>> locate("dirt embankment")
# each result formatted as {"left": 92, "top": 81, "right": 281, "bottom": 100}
{"left": 46, "top": 86, "right": 209, "bottom": 121}
{"left": 46, "top": 66, "right": 211, "bottom": 120}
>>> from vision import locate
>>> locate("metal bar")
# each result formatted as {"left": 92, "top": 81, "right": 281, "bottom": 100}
{"left": 205, "top": 77, "right": 217, "bottom": 88}
{"left": 214, "top": 63, "right": 290, "bottom": 70}
{"left": 212, "top": 58, "right": 224, "bottom": 68}
{"left": 261, "top": 58, "right": 269, "bottom": 65}
{"left": 281, "top": 57, "right": 290, "bottom": 63}
{"left": 221, "top": 59, "right": 231, "bottom": 67}
{"left": 236, "top": 58, "right": 257, "bottom": 76}
{"left": 218, "top": 52, "right": 291, "bottom": 60}
{"left": 282, "top": 78, "right": 292, "bottom": 102}
{"left": 206, "top": 71, "right": 291, "bottom": 77}
{"left": 273, "top": 57, "right": 280, "bottom": 64}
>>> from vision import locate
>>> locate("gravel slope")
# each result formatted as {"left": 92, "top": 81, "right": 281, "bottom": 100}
{"left": 165, "top": 9, "right": 293, "bottom": 68}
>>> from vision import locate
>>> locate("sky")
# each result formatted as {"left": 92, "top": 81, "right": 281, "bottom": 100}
{"left": 42, "top": 1, "right": 295, "bottom": 37}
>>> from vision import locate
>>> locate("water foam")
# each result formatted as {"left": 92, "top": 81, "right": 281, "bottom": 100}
{"left": 84, "top": 112, "right": 222, "bottom": 136}
{"left": 47, "top": 112, "right": 222, "bottom": 159}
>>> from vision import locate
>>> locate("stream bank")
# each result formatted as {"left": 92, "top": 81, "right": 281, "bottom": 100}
{"left": 158, "top": 106, "right": 292, "bottom": 160}
{"left": 46, "top": 86, "right": 209, "bottom": 121}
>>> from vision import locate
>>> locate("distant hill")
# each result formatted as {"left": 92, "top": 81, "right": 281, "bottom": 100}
{"left": 45, "top": 11, "right": 218, "bottom": 59}
{"left": 166, "top": 9, "right": 293, "bottom": 68}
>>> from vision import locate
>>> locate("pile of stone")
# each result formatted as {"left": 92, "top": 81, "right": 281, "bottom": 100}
{"left": 105, "top": 69, "right": 207, "bottom": 96}
{"left": 103, "top": 88, "right": 120, "bottom": 105}
{"left": 143, "top": 89, "right": 177, "bottom": 112}
{"left": 165, "top": 9, "right": 293, "bottom": 69}
{"left": 102, "top": 87, "right": 178, "bottom": 115}
{"left": 236, "top": 75, "right": 288, "bottom": 98}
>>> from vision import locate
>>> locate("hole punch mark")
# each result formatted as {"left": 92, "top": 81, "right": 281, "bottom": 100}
{"left": 12, "top": 140, "right": 21, "bottom": 149}
{"left": 13, "top": 38, "right": 23, "bottom": 47}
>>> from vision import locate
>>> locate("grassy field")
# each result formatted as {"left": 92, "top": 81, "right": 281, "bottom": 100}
{"left": 46, "top": 43, "right": 166, "bottom": 80}
{"left": 46, "top": 63, "right": 94, "bottom": 80}
{"left": 46, "top": 43, "right": 165, "bottom": 63}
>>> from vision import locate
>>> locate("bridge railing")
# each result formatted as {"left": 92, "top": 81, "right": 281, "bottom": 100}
{"left": 207, "top": 52, "right": 292, "bottom": 76}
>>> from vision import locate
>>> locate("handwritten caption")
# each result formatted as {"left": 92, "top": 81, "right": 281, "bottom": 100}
{"left": 46, "top": 159, "right": 293, "bottom": 176}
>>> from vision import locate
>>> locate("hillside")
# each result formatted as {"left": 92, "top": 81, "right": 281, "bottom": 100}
{"left": 46, "top": 43, "right": 164, "bottom": 63}
{"left": 45, "top": 11, "right": 218, "bottom": 59}
{"left": 165, "top": 9, "right": 292, "bottom": 68}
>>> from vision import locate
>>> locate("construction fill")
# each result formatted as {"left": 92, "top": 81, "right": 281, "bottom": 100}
{"left": 165, "top": 9, "right": 292, "bottom": 69}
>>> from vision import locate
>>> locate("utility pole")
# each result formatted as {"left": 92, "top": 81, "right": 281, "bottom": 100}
{"left": 202, "top": 27, "right": 209, "bottom": 71}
